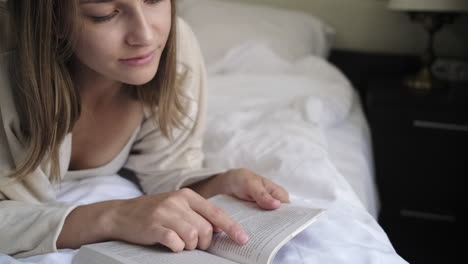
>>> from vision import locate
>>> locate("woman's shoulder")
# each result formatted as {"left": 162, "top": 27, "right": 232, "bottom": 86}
{"left": 175, "top": 17, "right": 204, "bottom": 72}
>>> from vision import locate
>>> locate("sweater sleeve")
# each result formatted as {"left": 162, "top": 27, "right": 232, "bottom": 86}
{"left": 0, "top": 52, "right": 78, "bottom": 258}
{"left": 0, "top": 143, "right": 78, "bottom": 258}
{"left": 0, "top": 199, "right": 78, "bottom": 258}
{"left": 123, "top": 18, "right": 227, "bottom": 195}
{"left": 0, "top": 125, "right": 77, "bottom": 258}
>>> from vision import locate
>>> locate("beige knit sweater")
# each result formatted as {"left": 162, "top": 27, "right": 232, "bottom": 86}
{"left": 0, "top": 18, "right": 225, "bottom": 258}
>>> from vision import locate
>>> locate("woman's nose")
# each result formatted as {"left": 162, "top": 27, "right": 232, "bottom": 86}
{"left": 125, "top": 10, "right": 155, "bottom": 47}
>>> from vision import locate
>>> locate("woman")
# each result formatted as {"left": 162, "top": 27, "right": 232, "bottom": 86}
{"left": 0, "top": 0, "right": 290, "bottom": 258}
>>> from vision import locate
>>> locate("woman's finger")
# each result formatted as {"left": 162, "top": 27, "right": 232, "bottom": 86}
{"left": 178, "top": 188, "right": 249, "bottom": 245}
{"left": 152, "top": 226, "right": 185, "bottom": 252}
{"left": 213, "top": 225, "right": 222, "bottom": 233}
{"left": 164, "top": 218, "right": 198, "bottom": 251}
{"left": 248, "top": 178, "right": 281, "bottom": 210}
{"left": 263, "top": 178, "right": 290, "bottom": 203}
{"left": 179, "top": 209, "right": 215, "bottom": 250}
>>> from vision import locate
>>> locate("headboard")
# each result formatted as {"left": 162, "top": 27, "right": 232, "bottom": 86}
{"left": 233, "top": 0, "right": 468, "bottom": 58}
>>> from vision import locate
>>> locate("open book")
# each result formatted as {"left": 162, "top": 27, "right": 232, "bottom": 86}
{"left": 73, "top": 195, "right": 325, "bottom": 264}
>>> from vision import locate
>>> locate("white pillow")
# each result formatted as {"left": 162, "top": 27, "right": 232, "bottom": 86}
{"left": 177, "top": 0, "right": 335, "bottom": 65}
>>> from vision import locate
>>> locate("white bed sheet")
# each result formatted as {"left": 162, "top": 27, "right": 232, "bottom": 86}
{"left": 324, "top": 92, "right": 379, "bottom": 217}
{"left": 0, "top": 43, "right": 407, "bottom": 264}
{"left": 205, "top": 40, "right": 379, "bottom": 216}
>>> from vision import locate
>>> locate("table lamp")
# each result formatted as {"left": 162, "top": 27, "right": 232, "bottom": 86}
{"left": 388, "top": 0, "right": 468, "bottom": 93}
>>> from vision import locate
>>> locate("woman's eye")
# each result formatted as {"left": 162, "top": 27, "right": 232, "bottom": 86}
{"left": 145, "top": 0, "right": 163, "bottom": 4}
{"left": 91, "top": 11, "right": 118, "bottom": 23}
{"left": 89, "top": 0, "right": 162, "bottom": 23}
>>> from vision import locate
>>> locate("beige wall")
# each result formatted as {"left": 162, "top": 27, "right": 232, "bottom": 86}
{"left": 1, "top": 0, "right": 466, "bottom": 57}
{"left": 233, "top": 0, "right": 468, "bottom": 58}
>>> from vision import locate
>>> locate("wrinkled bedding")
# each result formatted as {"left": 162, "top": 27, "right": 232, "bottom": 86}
{"left": 1, "top": 42, "right": 407, "bottom": 264}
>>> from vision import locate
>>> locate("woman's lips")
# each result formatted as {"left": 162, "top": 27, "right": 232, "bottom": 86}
{"left": 120, "top": 51, "right": 155, "bottom": 66}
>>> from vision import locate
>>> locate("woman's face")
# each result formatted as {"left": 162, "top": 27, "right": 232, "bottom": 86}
{"left": 74, "top": 0, "right": 171, "bottom": 86}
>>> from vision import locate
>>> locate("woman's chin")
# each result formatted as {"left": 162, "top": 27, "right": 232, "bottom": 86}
{"left": 122, "top": 71, "right": 158, "bottom": 86}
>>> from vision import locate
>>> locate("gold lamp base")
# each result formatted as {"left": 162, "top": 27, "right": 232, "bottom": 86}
{"left": 404, "top": 12, "right": 458, "bottom": 95}
{"left": 404, "top": 66, "right": 433, "bottom": 94}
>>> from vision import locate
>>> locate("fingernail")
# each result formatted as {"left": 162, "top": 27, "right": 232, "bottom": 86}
{"left": 236, "top": 231, "right": 249, "bottom": 244}
{"left": 271, "top": 199, "right": 280, "bottom": 207}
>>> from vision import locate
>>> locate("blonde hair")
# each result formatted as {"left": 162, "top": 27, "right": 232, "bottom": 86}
{"left": 0, "top": 2, "right": 8, "bottom": 53}
{"left": 5, "top": 0, "right": 184, "bottom": 182}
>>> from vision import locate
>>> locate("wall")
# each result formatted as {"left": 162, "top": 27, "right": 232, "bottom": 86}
{"left": 1, "top": 0, "right": 466, "bottom": 57}
{"left": 233, "top": 0, "right": 468, "bottom": 58}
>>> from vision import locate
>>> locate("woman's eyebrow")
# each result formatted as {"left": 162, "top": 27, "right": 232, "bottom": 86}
{"left": 80, "top": 0, "right": 115, "bottom": 4}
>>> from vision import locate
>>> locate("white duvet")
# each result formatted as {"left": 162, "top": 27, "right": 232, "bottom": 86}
{"left": 1, "top": 43, "right": 407, "bottom": 264}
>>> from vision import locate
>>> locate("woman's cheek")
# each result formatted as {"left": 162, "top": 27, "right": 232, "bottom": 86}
{"left": 76, "top": 28, "right": 121, "bottom": 67}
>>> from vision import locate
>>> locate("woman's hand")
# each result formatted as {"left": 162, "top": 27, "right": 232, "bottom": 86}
{"left": 191, "top": 168, "right": 290, "bottom": 210}
{"left": 57, "top": 188, "right": 248, "bottom": 252}
{"left": 111, "top": 188, "right": 249, "bottom": 251}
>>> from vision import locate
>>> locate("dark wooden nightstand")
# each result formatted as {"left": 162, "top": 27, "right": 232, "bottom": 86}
{"left": 366, "top": 76, "right": 467, "bottom": 264}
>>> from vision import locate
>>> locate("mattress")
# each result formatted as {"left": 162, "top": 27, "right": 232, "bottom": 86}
{"left": 324, "top": 92, "right": 379, "bottom": 217}
{"left": 0, "top": 42, "right": 406, "bottom": 264}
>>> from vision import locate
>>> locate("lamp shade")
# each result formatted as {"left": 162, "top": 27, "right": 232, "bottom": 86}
{"left": 388, "top": 0, "right": 468, "bottom": 12}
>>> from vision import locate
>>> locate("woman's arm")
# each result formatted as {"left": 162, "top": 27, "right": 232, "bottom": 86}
{"left": 55, "top": 199, "right": 117, "bottom": 249}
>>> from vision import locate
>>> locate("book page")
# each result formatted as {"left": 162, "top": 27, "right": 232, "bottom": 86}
{"left": 73, "top": 241, "right": 238, "bottom": 264}
{"left": 207, "top": 195, "right": 325, "bottom": 264}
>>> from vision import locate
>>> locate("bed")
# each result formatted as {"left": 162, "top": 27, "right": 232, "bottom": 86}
{"left": 0, "top": 0, "right": 407, "bottom": 263}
